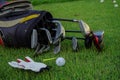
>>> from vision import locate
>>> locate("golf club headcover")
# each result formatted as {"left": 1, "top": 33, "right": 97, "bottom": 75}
{"left": 93, "top": 31, "right": 104, "bottom": 51}
{"left": 8, "top": 56, "right": 48, "bottom": 72}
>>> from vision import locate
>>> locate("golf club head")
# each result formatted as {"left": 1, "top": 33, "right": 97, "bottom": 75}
{"left": 40, "top": 28, "right": 52, "bottom": 44}
{"left": 93, "top": 31, "right": 104, "bottom": 51}
{"left": 72, "top": 37, "right": 78, "bottom": 51}
{"left": 79, "top": 20, "right": 91, "bottom": 36}
{"left": 84, "top": 36, "right": 92, "bottom": 49}
{"left": 33, "top": 43, "right": 40, "bottom": 57}
{"left": 52, "top": 20, "right": 65, "bottom": 44}
{"left": 37, "top": 45, "right": 50, "bottom": 54}
{"left": 34, "top": 44, "right": 50, "bottom": 56}
{"left": 31, "top": 29, "right": 38, "bottom": 49}
{"left": 54, "top": 38, "right": 61, "bottom": 54}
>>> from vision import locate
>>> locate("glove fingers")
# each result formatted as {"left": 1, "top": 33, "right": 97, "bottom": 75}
{"left": 25, "top": 56, "right": 34, "bottom": 62}
{"left": 17, "top": 59, "right": 25, "bottom": 63}
{"left": 8, "top": 61, "right": 24, "bottom": 69}
{"left": 8, "top": 61, "right": 19, "bottom": 68}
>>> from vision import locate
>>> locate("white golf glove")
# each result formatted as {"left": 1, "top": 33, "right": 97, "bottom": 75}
{"left": 8, "top": 56, "right": 48, "bottom": 72}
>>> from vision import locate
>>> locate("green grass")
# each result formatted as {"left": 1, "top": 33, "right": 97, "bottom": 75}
{"left": 30, "top": 0, "right": 79, "bottom": 5}
{"left": 0, "top": 0, "right": 120, "bottom": 80}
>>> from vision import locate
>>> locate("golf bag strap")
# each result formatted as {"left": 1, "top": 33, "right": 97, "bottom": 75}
{"left": 0, "top": 0, "right": 33, "bottom": 17}
{"left": 0, "top": 12, "right": 40, "bottom": 27}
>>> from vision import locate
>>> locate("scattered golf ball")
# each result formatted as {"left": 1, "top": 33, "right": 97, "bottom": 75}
{"left": 100, "top": 0, "right": 104, "bottom": 3}
{"left": 113, "top": 0, "right": 116, "bottom": 3}
{"left": 114, "top": 4, "right": 118, "bottom": 7}
{"left": 56, "top": 57, "right": 65, "bottom": 66}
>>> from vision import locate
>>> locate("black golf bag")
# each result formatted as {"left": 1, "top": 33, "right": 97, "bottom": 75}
{"left": 0, "top": 0, "right": 65, "bottom": 55}
{"left": 0, "top": 10, "right": 56, "bottom": 48}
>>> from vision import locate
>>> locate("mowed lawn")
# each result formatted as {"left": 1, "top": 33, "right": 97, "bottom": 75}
{"left": 0, "top": 0, "right": 120, "bottom": 80}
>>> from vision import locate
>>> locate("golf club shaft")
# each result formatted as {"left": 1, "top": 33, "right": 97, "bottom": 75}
{"left": 51, "top": 18, "right": 80, "bottom": 22}
{"left": 65, "top": 30, "right": 82, "bottom": 33}
{"left": 65, "top": 37, "right": 85, "bottom": 40}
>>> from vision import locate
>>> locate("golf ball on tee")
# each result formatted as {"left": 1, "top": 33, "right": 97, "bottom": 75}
{"left": 56, "top": 57, "right": 65, "bottom": 66}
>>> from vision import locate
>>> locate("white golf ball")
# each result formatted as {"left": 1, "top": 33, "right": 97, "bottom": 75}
{"left": 56, "top": 57, "right": 65, "bottom": 66}
{"left": 100, "top": 0, "right": 104, "bottom": 3}
{"left": 114, "top": 4, "right": 118, "bottom": 7}
{"left": 113, "top": 0, "right": 116, "bottom": 3}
